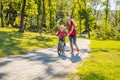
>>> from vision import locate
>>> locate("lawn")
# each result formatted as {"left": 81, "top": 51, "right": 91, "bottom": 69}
{"left": 68, "top": 40, "right": 120, "bottom": 80}
{"left": 0, "top": 27, "right": 59, "bottom": 57}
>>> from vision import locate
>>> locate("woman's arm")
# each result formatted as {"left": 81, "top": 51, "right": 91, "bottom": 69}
{"left": 68, "top": 25, "right": 74, "bottom": 35}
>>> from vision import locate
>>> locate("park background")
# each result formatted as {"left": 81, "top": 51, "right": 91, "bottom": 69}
{"left": 0, "top": 0, "right": 120, "bottom": 80}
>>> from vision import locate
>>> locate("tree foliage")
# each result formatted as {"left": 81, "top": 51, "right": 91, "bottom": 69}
{"left": 0, "top": 0, "right": 120, "bottom": 40}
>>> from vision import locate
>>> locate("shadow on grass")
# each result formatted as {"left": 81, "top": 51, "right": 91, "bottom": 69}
{"left": 33, "top": 36, "right": 53, "bottom": 42}
{"left": 79, "top": 72, "right": 108, "bottom": 80}
{"left": 0, "top": 31, "right": 57, "bottom": 57}
{"left": 91, "top": 48, "right": 120, "bottom": 53}
{"left": 91, "top": 49, "right": 109, "bottom": 53}
{"left": 0, "top": 31, "right": 26, "bottom": 57}
{"left": 27, "top": 36, "right": 56, "bottom": 48}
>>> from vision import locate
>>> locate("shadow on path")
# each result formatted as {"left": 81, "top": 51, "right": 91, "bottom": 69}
{"left": 0, "top": 73, "right": 7, "bottom": 80}
{"left": 69, "top": 54, "right": 82, "bottom": 63}
{"left": 0, "top": 60, "right": 11, "bottom": 67}
{"left": 0, "top": 39, "right": 90, "bottom": 80}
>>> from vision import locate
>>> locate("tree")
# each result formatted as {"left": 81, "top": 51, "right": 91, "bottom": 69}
{"left": 5, "top": 2, "right": 17, "bottom": 27}
{"left": 90, "top": 0, "right": 100, "bottom": 14}
{"left": 41, "top": 0, "right": 46, "bottom": 28}
{"left": 115, "top": 0, "right": 120, "bottom": 27}
{"left": 77, "top": 0, "right": 83, "bottom": 34}
{"left": 0, "top": 1, "right": 4, "bottom": 27}
{"left": 118, "top": 11, "right": 120, "bottom": 31}
{"left": 48, "top": 0, "right": 52, "bottom": 31}
{"left": 103, "top": 0, "right": 110, "bottom": 23}
{"left": 56, "top": 0, "right": 67, "bottom": 24}
{"left": 70, "top": 1, "right": 76, "bottom": 18}
{"left": 36, "top": 0, "right": 42, "bottom": 33}
{"left": 19, "top": 0, "right": 26, "bottom": 32}
{"left": 89, "top": 0, "right": 102, "bottom": 20}
{"left": 79, "top": 0, "right": 96, "bottom": 39}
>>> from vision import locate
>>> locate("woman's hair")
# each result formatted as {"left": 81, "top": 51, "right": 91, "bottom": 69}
{"left": 71, "top": 19, "right": 76, "bottom": 27}
{"left": 66, "top": 17, "right": 76, "bottom": 26}
{"left": 66, "top": 17, "right": 71, "bottom": 23}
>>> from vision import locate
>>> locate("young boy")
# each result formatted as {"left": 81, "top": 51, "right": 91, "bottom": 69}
{"left": 57, "top": 25, "right": 67, "bottom": 40}
{"left": 57, "top": 25, "right": 67, "bottom": 55}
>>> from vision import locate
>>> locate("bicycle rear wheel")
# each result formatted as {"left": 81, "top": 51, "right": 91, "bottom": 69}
{"left": 57, "top": 41, "right": 62, "bottom": 56}
{"left": 58, "top": 49, "right": 61, "bottom": 56}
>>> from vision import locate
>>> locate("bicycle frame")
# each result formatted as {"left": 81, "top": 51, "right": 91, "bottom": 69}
{"left": 57, "top": 39, "right": 65, "bottom": 56}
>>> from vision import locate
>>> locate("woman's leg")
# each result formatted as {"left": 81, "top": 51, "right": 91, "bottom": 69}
{"left": 73, "top": 35, "right": 80, "bottom": 52}
{"left": 69, "top": 36, "right": 73, "bottom": 51}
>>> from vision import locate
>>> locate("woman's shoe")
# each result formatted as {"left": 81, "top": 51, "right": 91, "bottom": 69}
{"left": 70, "top": 50, "right": 74, "bottom": 54}
{"left": 76, "top": 48, "right": 80, "bottom": 53}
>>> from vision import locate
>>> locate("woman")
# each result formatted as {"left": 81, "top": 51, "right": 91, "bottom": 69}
{"left": 66, "top": 17, "right": 80, "bottom": 54}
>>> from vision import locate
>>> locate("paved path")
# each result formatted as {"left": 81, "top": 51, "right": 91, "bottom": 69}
{"left": 0, "top": 39, "right": 90, "bottom": 80}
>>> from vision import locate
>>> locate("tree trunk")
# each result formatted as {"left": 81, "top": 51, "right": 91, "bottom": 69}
{"left": 19, "top": 0, "right": 26, "bottom": 33}
{"left": 86, "top": 19, "right": 90, "bottom": 39}
{"left": 105, "top": 0, "right": 109, "bottom": 23}
{"left": 37, "top": 0, "right": 42, "bottom": 33}
{"left": 42, "top": 0, "right": 46, "bottom": 28}
{"left": 88, "top": 29, "right": 90, "bottom": 39}
{"left": 83, "top": 0, "right": 86, "bottom": 7}
{"left": 96, "top": 5, "right": 102, "bottom": 20}
{"left": 83, "top": 0, "right": 90, "bottom": 39}
{"left": 49, "top": 0, "right": 52, "bottom": 31}
{"left": 0, "top": 2, "right": 4, "bottom": 27}
{"left": 79, "top": 13, "right": 82, "bottom": 35}
{"left": 30, "top": 16, "right": 32, "bottom": 26}
{"left": 115, "top": 0, "right": 119, "bottom": 27}
{"left": 78, "top": 0, "right": 82, "bottom": 35}
{"left": 70, "top": 4, "right": 75, "bottom": 18}
{"left": 115, "top": 10, "right": 118, "bottom": 26}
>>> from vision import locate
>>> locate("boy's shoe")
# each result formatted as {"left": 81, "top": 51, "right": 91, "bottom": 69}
{"left": 76, "top": 48, "right": 80, "bottom": 53}
{"left": 70, "top": 50, "right": 74, "bottom": 54}
{"left": 64, "top": 43, "right": 66, "bottom": 47}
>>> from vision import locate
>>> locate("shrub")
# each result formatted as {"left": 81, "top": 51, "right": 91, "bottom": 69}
{"left": 92, "top": 20, "right": 120, "bottom": 40}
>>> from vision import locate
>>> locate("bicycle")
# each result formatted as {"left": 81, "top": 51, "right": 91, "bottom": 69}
{"left": 57, "top": 38, "right": 66, "bottom": 56}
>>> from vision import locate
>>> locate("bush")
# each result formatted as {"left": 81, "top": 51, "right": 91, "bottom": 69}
{"left": 27, "top": 25, "right": 38, "bottom": 32}
{"left": 92, "top": 21, "right": 120, "bottom": 40}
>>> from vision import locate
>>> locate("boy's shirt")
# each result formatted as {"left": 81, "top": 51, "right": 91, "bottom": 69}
{"left": 57, "top": 30, "right": 67, "bottom": 38}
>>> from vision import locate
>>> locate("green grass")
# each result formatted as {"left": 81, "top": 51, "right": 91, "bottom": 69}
{"left": 0, "top": 27, "right": 60, "bottom": 57}
{"left": 68, "top": 40, "right": 120, "bottom": 80}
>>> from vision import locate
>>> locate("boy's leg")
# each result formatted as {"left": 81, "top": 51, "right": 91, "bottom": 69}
{"left": 58, "top": 39, "right": 60, "bottom": 50}
{"left": 63, "top": 38, "right": 66, "bottom": 47}
{"left": 64, "top": 39, "right": 66, "bottom": 46}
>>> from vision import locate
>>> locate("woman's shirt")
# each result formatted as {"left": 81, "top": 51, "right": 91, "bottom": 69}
{"left": 66, "top": 21, "right": 76, "bottom": 36}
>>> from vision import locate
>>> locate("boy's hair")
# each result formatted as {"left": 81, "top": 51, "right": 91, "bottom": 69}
{"left": 60, "top": 25, "right": 65, "bottom": 29}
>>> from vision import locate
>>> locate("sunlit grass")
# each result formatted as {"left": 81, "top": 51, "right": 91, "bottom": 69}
{"left": 0, "top": 27, "right": 65, "bottom": 57}
{"left": 68, "top": 40, "right": 120, "bottom": 80}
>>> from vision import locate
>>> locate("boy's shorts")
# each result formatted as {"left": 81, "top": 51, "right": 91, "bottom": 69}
{"left": 59, "top": 37, "right": 65, "bottom": 42}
